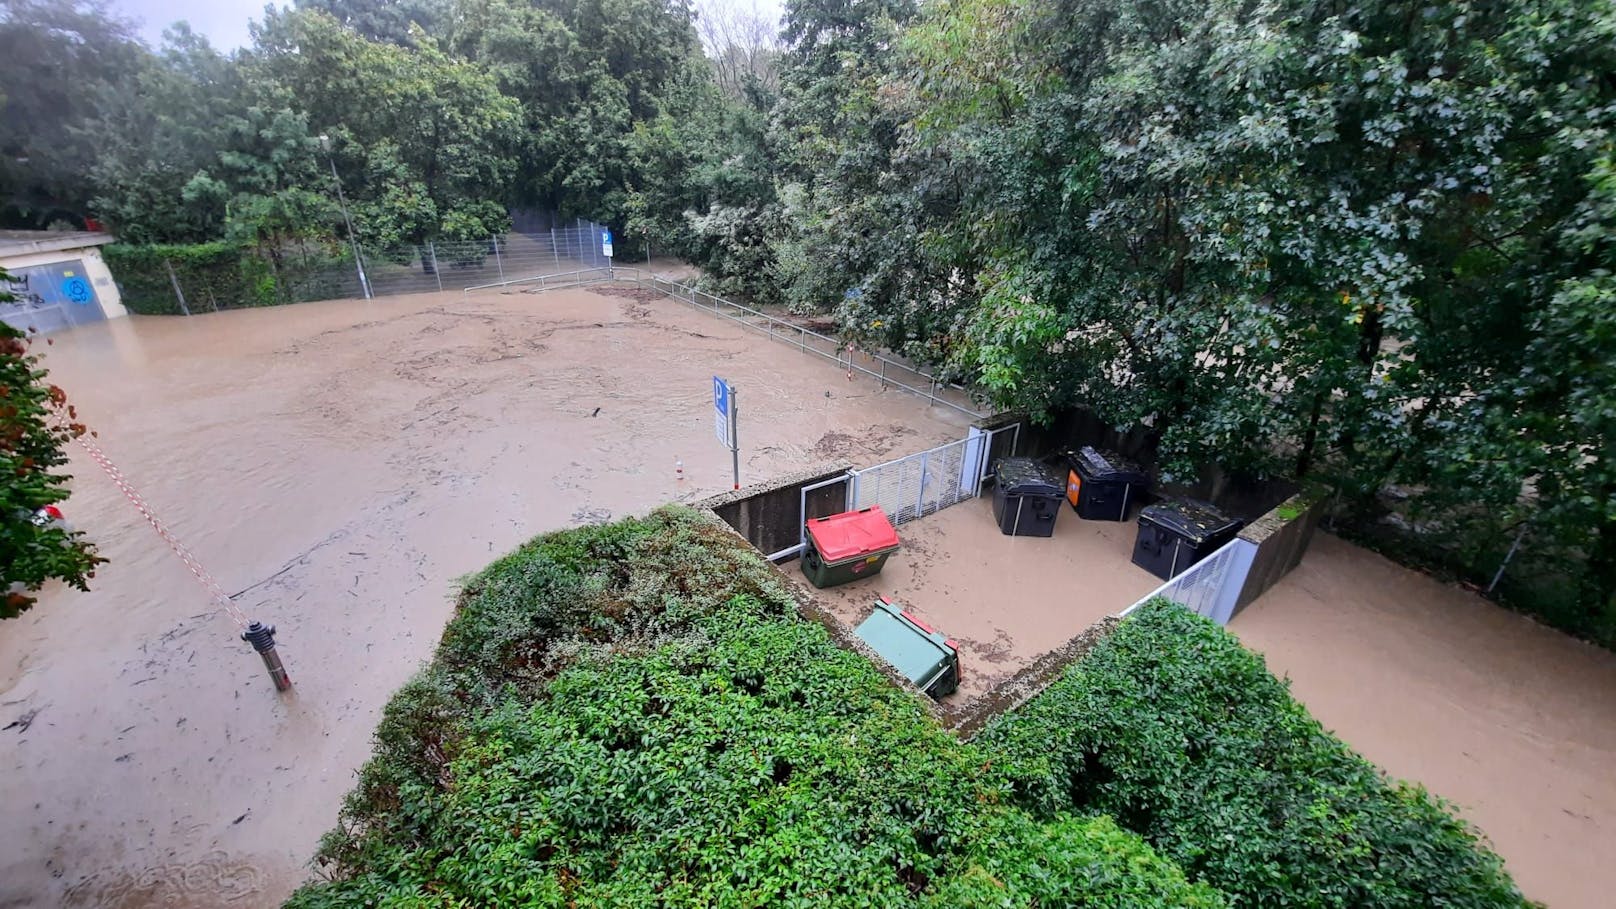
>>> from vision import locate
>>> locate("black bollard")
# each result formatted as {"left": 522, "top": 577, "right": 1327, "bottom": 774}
{"left": 241, "top": 621, "right": 292, "bottom": 692}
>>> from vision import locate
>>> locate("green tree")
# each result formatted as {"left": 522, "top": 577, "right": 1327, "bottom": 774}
{"left": 248, "top": 9, "right": 522, "bottom": 245}
{"left": 0, "top": 0, "right": 146, "bottom": 227}
{"left": 0, "top": 272, "right": 100, "bottom": 617}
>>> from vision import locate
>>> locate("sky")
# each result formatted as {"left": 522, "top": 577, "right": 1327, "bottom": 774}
{"left": 108, "top": 0, "right": 279, "bottom": 50}
{"left": 107, "top": 0, "right": 785, "bottom": 52}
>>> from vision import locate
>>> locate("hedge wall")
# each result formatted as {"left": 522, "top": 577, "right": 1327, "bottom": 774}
{"left": 977, "top": 600, "right": 1533, "bottom": 909}
{"left": 285, "top": 509, "right": 1221, "bottom": 908}
{"left": 103, "top": 243, "right": 354, "bottom": 315}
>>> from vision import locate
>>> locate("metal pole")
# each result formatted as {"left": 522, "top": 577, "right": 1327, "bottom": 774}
{"left": 917, "top": 452, "right": 930, "bottom": 518}
{"left": 164, "top": 260, "right": 191, "bottom": 316}
{"left": 551, "top": 228, "right": 559, "bottom": 266}
{"left": 1488, "top": 524, "right": 1529, "bottom": 594}
{"left": 429, "top": 242, "right": 443, "bottom": 292}
{"left": 730, "top": 386, "right": 740, "bottom": 490}
{"left": 241, "top": 621, "right": 292, "bottom": 692}
{"left": 322, "top": 144, "right": 371, "bottom": 300}
{"left": 493, "top": 236, "right": 504, "bottom": 280}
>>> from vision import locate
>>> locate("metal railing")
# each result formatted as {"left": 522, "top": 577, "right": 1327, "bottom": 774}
{"left": 1116, "top": 537, "right": 1255, "bottom": 625}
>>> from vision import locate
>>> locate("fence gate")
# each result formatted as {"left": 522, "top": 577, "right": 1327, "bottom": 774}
{"left": 767, "top": 473, "right": 853, "bottom": 561}
{"left": 851, "top": 437, "right": 980, "bottom": 526}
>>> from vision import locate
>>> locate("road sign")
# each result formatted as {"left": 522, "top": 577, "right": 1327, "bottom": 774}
{"left": 601, "top": 229, "right": 614, "bottom": 258}
{"left": 713, "top": 376, "right": 731, "bottom": 447}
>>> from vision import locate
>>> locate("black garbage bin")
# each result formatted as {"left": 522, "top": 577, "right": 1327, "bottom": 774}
{"left": 1063, "top": 446, "right": 1149, "bottom": 521}
{"left": 1132, "top": 499, "right": 1243, "bottom": 580}
{"left": 991, "top": 458, "right": 1065, "bottom": 537}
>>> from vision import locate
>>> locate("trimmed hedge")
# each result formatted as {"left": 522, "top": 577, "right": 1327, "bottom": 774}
{"left": 977, "top": 599, "right": 1533, "bottom": 909}
{"left": 104, "top": 242, "right": 355, "bottom": 314}
{"left": 286, "top": 510, "right": 1222, "bottom": 908}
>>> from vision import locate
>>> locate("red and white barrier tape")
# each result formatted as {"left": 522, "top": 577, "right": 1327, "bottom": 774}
{"left": 75, "top": 435, "right": 249, "bottom": 628}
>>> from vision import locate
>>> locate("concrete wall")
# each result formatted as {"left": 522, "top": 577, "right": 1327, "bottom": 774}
{"left": 0, "top": 246, "right": 127, "bottom": 320}
{"left": 701, "top": 461, "right": 853, "bottom": 559}
{"left": 1232, "top": 492, "right": 1325, "bottom": 616}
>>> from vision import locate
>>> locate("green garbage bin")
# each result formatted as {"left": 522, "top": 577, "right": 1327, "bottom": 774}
{"left": 854, "top": 597, "right": 960, "bottom": 698}
{"left": 802, "top": 506, "right": 900, "bottom": 589}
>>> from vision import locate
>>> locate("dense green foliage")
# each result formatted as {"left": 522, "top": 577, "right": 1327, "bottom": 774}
{"left": 1, "top": 0, "right": 706, "bottom": 249}
{"left": 678, "top": 0, "right": 1616, "bottom": 646}
{"left": 287, "top": 509, "right": 1224, "bottom": 907}
{"left": 102, "top": 242, "right": 360, "bottom": 314}
{"left": 0, "top": 271, "right": 100, "bottom": 616}
{"left": 979, "top": 600, "right": 1530, "bottom": 909}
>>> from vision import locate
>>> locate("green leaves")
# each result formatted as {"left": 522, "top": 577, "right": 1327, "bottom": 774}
{"left": 286, "top": 510, "right": 1225, "bottom": 907}
{"left": 978, "top": 601, "right": 1531, "bottom": 909}
{"left": 0, "top": 295, "right": 102, "bottom": 617}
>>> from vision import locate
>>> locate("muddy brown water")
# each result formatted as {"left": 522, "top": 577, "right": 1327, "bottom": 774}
{"left": 806, "top": 496, "right": 1159, "bottom": 708}
{"left": 0, "top": 286, "right": 968, "bottom": 907}
{"left": 1232, "top": 533, "right": 1616, "bottom": 909}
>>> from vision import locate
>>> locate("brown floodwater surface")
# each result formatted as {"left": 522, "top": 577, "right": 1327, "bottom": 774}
{"left": 0, "top": 287, "right": 967, "bottom": 907}
{"left": 1232, "top": 533, "right": 1616, "bottom": 909}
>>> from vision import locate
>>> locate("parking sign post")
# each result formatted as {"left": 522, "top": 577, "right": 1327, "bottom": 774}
{"left": 713, "top": 376, "right": 739, "bottom": 489}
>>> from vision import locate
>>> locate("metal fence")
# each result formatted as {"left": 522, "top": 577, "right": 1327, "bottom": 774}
{"left": 119, "top": 217, "right": 617, "bottom": 314}
{"left": 1117, "top": 537, "right": 1257, "bottom": 626}
{"left": 847, "top": 424, "right": 1020, "bottom": 527}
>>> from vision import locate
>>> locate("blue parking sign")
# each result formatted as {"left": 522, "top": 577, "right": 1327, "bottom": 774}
{"left": 713, "top": 376, "right": 731, "bottom": 446}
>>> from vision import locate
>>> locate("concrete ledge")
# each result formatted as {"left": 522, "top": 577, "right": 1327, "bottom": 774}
{"left": 950, "top": 616, "right": 1121, "bottom": 738}
{"left": 1233, "top": 492, "right": 1326, "bottom": 616}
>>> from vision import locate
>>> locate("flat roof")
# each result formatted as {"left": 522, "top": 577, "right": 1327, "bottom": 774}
{"left": 0, "top": 230, "right": 115, "bottom": 258}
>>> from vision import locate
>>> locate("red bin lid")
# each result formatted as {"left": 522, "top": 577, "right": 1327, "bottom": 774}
{"left": 806, "top": 506, "right": 900, "bottom": 562}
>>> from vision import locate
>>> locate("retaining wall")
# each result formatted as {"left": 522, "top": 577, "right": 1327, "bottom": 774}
{"left": 700, "top": 461, "right": 852, "bottom": 559}
{"left": 1233, "top": 492, "right": 1326, "bottom": 616}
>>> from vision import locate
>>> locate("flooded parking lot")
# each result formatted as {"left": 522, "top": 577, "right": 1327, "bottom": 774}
{"left": 3, "top": 280, "right": 1614, "bottom": 909}
{"left": 0, "top": 285, "right": 968, "bottom": 907}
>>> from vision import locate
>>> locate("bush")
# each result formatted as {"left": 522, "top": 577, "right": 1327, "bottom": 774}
{"left": 287, "top": 509, "right": 1223, "bottom": 908}
{"left": 104, "top": 242, "right": 357, "bottom": 314}
{"left": 976, "top": 600, "right": 1532, "bottom": 909}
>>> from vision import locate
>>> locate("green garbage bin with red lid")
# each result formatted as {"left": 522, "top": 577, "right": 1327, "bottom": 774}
{"left": 801, "top": 505, "right": 900, "bottom": 588}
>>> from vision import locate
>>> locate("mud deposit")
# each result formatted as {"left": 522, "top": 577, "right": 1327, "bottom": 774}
{"left": 1233, "top": 533, "right": 1616, "bottom": 909}
{"left": 806, "top": 498, "right": 1158, "bottom": 711}
{"left": 0, "top": 287, "right": 967, "bottom": 907}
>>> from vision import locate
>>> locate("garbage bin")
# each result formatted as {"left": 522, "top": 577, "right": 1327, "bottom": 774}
{"left": 802, "top": 506, "right": 901, "bottom": 589}
{"left": 854, "top": 597, "right": 960, "bottom": 698}
{"left": 1132, "top": 499, "right": 1243, "bottom": 581}
{"left": 1064, "top": 446, "right": 1149, "bottom": 521}
{"left": 991, "top": 457, "right": 1065, "bottom": 537}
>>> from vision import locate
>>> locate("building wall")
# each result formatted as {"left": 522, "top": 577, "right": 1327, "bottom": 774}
{"left": 0, "top": 246, "right": 127, "bottom": 320}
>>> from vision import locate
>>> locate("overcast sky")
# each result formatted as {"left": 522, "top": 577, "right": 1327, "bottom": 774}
{"left": 107, "top": 0, "right": 277, "bottom": 50}
{"left": 107, "top": 0, "right": 784, "bottom": 52}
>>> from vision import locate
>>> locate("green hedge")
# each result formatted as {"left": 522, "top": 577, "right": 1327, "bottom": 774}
{"left": 977, "top": 600, "right": 1532, "bottom": 909}
{"left": 285, "top": 509, "right": 1222, "bottom": 908}
{"left": 104, "top": 242, "right": 355, "bottom": 315}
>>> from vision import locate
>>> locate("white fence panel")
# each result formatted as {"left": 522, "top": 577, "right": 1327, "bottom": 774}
{"left": 1117, "top": 537, "right": 1257, "bottom": 625}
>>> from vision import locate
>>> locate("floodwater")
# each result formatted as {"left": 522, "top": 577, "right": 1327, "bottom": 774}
{"left": 1233, "top": 533, "right": 1616, "bottom": 909}
{"left": 0, "top": 285, "right": 968, "bottom": 908}
{"left": 807, "top": 496, "right": 1158, "bottom": 707}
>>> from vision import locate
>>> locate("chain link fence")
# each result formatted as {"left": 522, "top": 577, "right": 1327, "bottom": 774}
{"left": 113, "top": 217, "right": 620, "bottom": 315}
